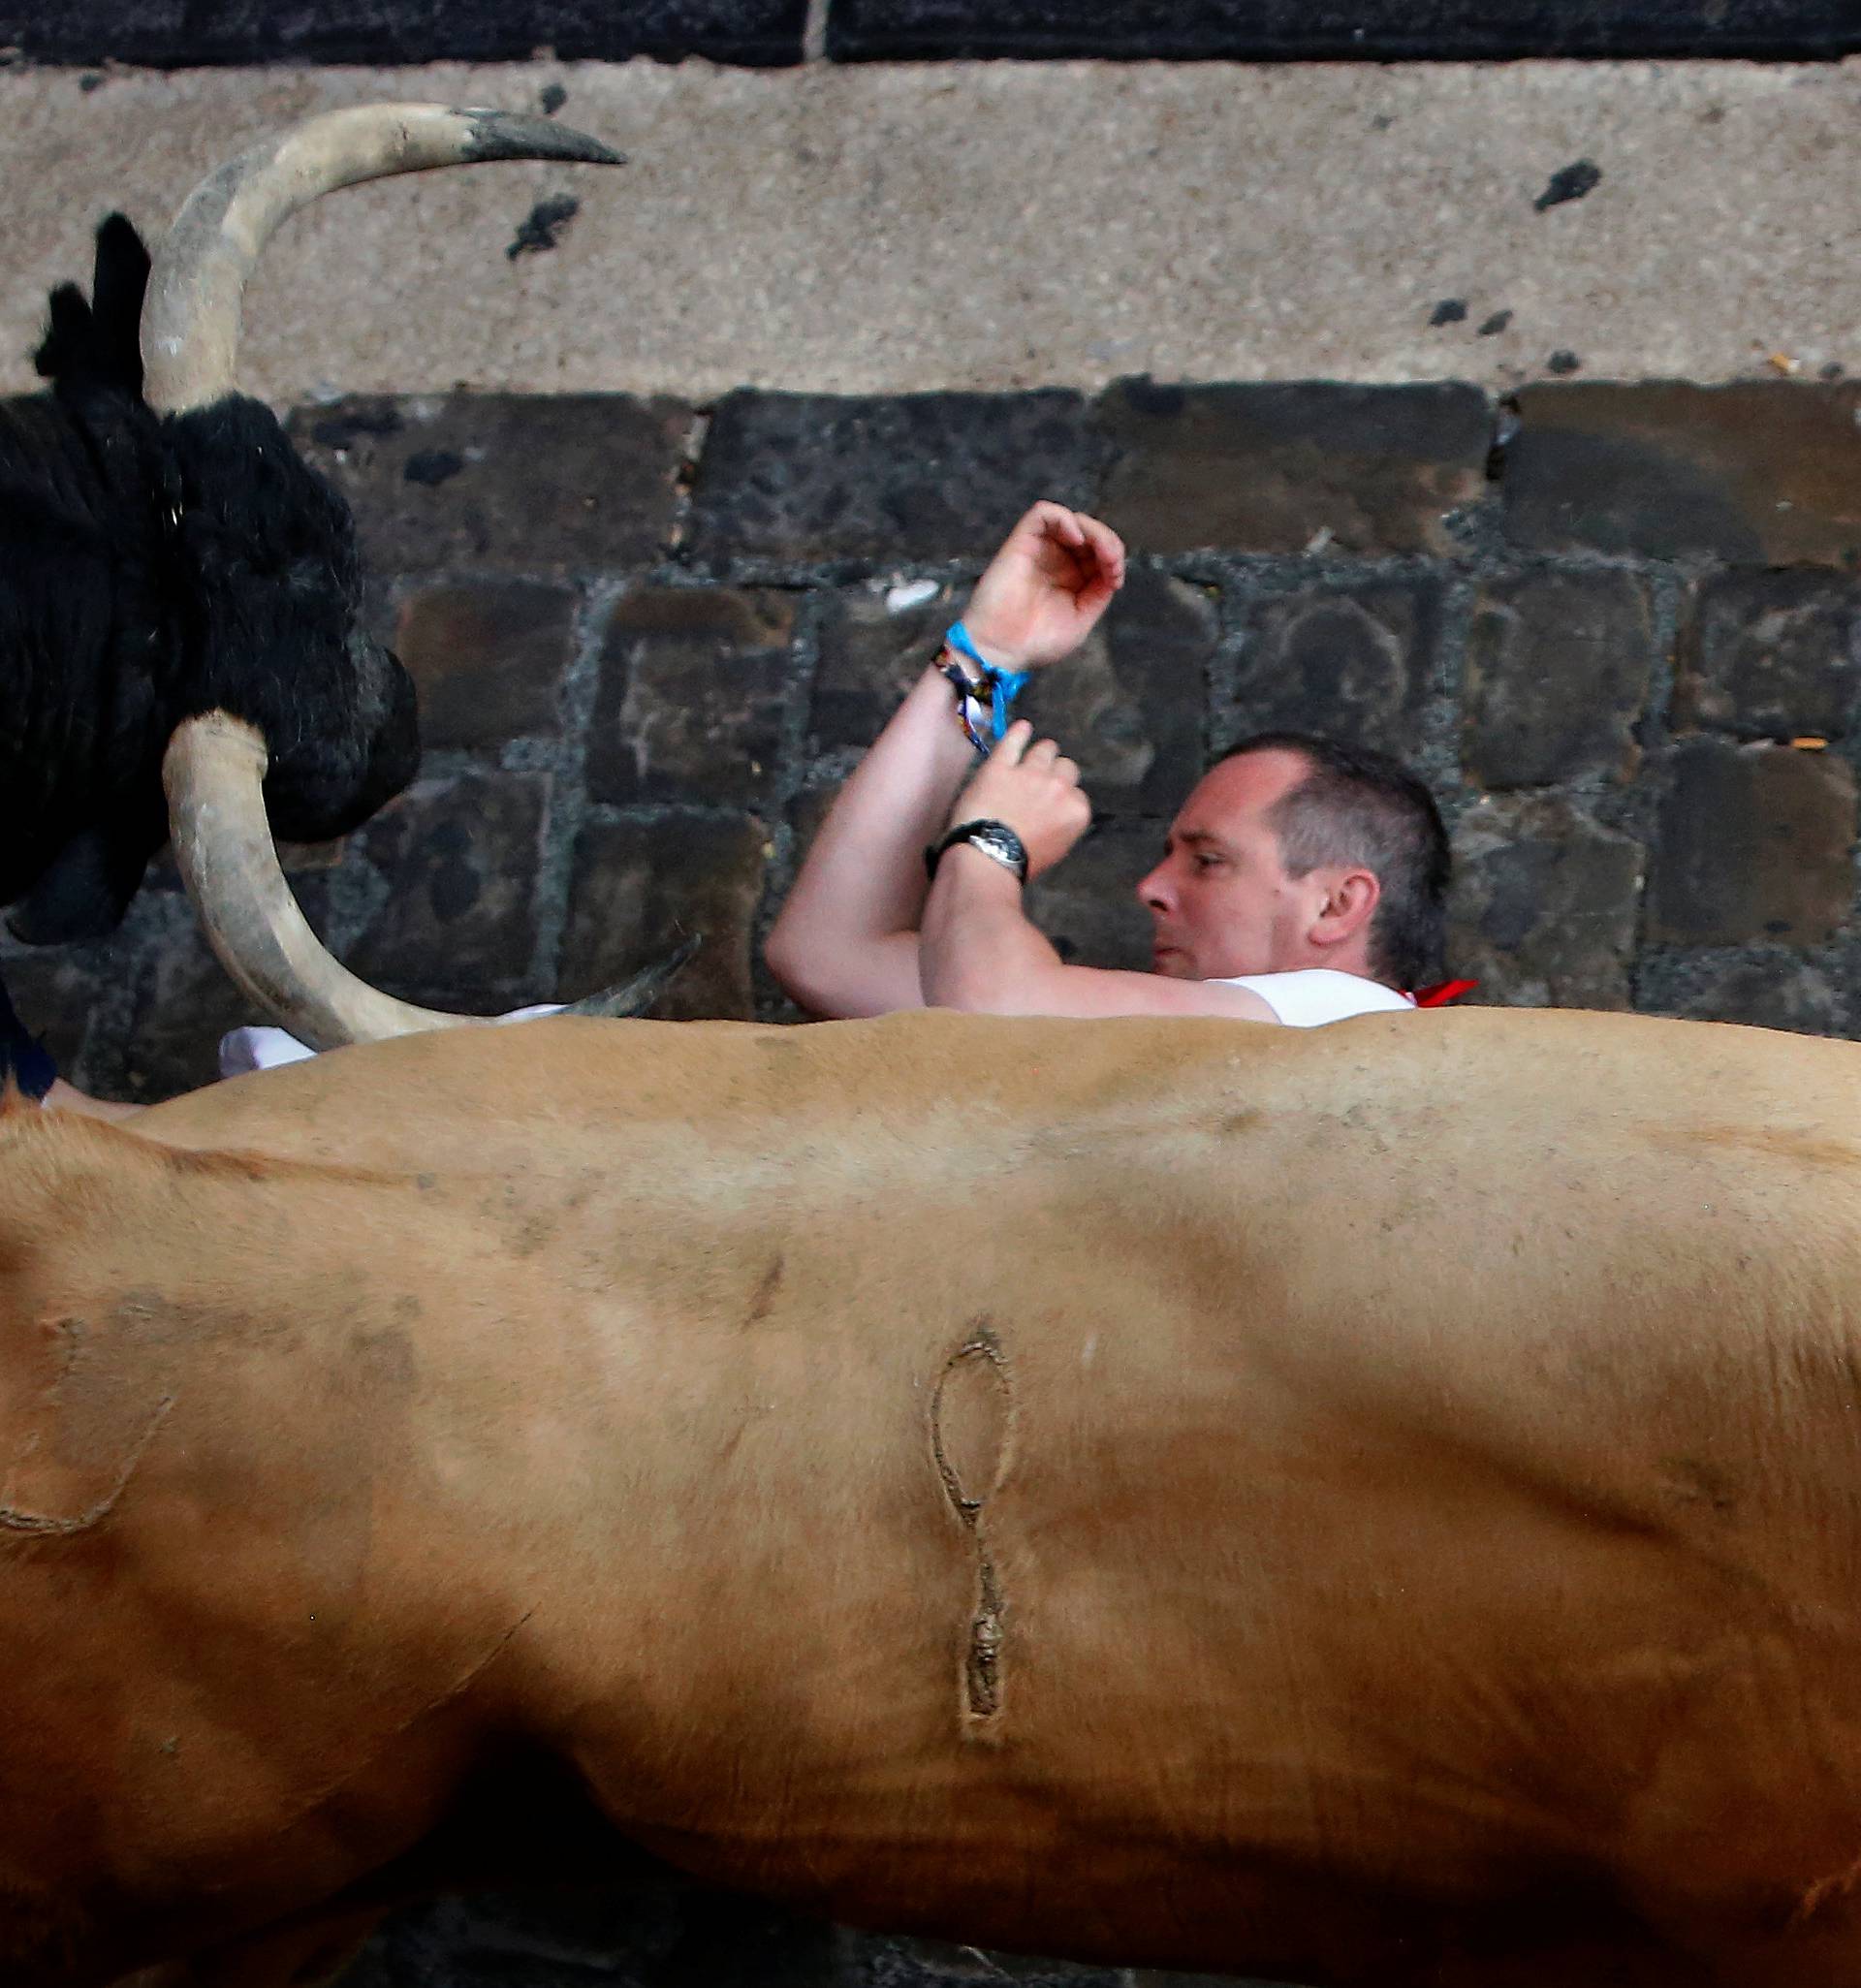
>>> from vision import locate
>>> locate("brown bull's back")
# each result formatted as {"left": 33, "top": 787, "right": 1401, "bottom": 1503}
{"left": 10, "top": 1007, "right": 1861, "bottom": 1985}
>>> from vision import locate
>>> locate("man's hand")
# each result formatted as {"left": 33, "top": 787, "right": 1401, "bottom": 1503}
{"left": 960, "top": 502, "right": 1125, "bottom": 670}
{"left": 948, "top": 721, "right": 1092, "bottom": 878}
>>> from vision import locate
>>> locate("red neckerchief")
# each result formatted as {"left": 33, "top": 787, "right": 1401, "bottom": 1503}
{"left": 1410, "top": 978, "right": 1478, "bottom": 1007}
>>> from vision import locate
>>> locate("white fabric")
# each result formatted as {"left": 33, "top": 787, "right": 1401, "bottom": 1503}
{"left": 218, "top": 1002, "right": 563, "bottom": 1078}
{"left": 1213, "top": 968, "right": 1415, "bottom": 1027}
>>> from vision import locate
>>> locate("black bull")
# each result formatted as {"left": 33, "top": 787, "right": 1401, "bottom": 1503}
{"left": 0, "top": 216, "right": 417, "bottom": 946}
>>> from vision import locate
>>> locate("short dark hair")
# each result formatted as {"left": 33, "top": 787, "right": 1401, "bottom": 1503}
{"left": 1215, "top": 731, "right": 1450, "bottom": 991}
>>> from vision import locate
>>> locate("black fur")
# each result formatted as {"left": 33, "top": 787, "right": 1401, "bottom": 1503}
{"left": 0, "top": 217, "right": 419, "bottom": 942}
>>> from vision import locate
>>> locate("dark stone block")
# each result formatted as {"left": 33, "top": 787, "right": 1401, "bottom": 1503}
{"left": 120, "top": 922, "right": 274, "bottom": 1101}
{"left": 828, "top": 0, "right": 1857, "bottom": 59}
{"left": 1225, "top": 578, "right": 1441, "bottom": 764}
{"left": 1637, "top": 950, "right": 1849, "bottom": 1037}
{"left": 1025, "top": 818, "right": 1163, "bottom": 972}
{"left": 291, "top": 394, "right": 695, "bottom": 578}
{"left": 347, "top": 772, "right": 549, "bottom": 1004}
{"left": 811, "top": 581, "right": 967, "bottom": 752}
{"left": 1448, "top": 795, "right": 1642, "bottom": 1010}
{"left": 560, "top": 813, "right": 768, "bottom": 1020}
{"left": 0, "top": 943, "right": 121, "bottom": 1096}
{"left": 1463, "top": 569, "right": 1654, "bottom": 788}
{"left": 1501, "top": 383, "right": 1861, "bottom": 566}
{"left": 587, "top": 588, "right": 797, "bottom": 807}
{"left": 1023, "top": 567, "right": 1216, "bottom": 814}
{"left": 1648, "top": 739, "right": 1856, "bottom": 947}
{"left": 1094, "top": 379, "right": 1490, "bottom": 558}
{"left": 394, "top": 580, "right": 579, "bottom": 749}
{"left": 1673, "top": 571, "right": 1861, "bottom": 742}
{"left": 685, "top": 393, "right": 1109, "bottom": 566}
{"left": 1, "top": 0, "right": 806, "bottom": 66}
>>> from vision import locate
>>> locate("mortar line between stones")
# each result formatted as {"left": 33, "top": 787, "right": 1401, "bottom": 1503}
{"left": 1623, "top": 565, "right": 1686, "bottom": 1013}
{"left": 529, "top": 575, "right": 626, "bottom": 999}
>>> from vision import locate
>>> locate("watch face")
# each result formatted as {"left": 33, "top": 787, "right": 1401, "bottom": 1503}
{"left": 966, "top": 823, "right": 1026, "bottom": 880}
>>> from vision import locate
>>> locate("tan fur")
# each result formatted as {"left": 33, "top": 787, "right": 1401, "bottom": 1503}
{"left": 10, "top": 1007, "right": 1861, "bottom": 1986}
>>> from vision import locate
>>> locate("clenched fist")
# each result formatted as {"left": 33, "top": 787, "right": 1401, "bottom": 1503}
{"left": 960, "top": 502, "right": 1125, "bottom": 671}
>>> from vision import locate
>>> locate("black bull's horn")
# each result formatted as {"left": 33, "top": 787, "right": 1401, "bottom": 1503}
{"left": 148, "top": 105, "right": 694, "bottom": 1047}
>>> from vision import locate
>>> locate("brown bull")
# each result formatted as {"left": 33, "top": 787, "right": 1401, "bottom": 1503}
{"left": 7, "top": 1005, "right": 1861, "bottom": 1988}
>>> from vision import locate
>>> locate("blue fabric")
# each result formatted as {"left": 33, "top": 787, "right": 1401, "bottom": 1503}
{"left": 0, "top": 971, "right": 57, "bottom": 1100}
{"left": 945, "top": 622, "right": 1030, "bottom": 742}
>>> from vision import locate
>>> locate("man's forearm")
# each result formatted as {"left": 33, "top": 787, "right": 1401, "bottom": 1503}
{"left": 920, "top": 847, "right": 1067, "bottom": 1012}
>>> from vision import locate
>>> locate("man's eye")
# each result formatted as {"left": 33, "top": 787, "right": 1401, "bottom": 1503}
{"left": 1193, "top": 853, "right": 1224, "bottom": 872}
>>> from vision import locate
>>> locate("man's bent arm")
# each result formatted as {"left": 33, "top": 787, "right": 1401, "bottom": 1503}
{"left": 766, "top": 503, "right": 1125, "bottom": 1020}
{"left": 765, "top": 662, "right": 977, "bottom": 1018}
{"left": 920, "top": 850, "right": 1278, "bottom": 1023}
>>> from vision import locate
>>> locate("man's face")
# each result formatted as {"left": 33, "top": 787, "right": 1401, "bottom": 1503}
{"left": 1136, "top": 749, "right": 1323, "bottom": 981}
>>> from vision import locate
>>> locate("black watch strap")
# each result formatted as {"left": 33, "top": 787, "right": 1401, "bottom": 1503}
{"left": 925, "top": 818, "right": 1029, "bottom": 885}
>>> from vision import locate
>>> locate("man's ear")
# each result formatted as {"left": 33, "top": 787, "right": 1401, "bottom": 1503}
{"left": 1308, "top": 868, "right": 1380, "bottom": 950}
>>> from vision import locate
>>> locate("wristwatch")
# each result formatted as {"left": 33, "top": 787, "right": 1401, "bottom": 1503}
{"left": 925, "top": 818, "right": 1029, "bottom": 885}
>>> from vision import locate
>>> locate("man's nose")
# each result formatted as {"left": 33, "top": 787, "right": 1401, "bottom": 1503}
{"left": 1137, "top": 862, "right": 1170, "bottom": 910}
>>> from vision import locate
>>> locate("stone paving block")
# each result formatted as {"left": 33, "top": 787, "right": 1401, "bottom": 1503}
{"left": 291, "top": 394, "right": 694, "bottom": 578}
{"left": 811, "top": 580, "right": 968, "bottom": 752}
{"left": 394, "top": 580, "right": 579, "bottom": 749}
{"left": 111, "top": 870, "right": 332, "bottom": 1099}
{"left": 118, "top": 922, "right": 273, "bottom": 1100}
{"left": 0, "top": 0, "right": 807, "bottom": 64}
{"left": 1448, "top": 794, "right": 1643, "bottom": 1011}
{"left": 1095, "top": 378, "right": 1490, "bottom": 558}
{"left": 1025, "top": 817, "right": 1163, "bottom": 973}
{"left": 1673, "top": 571, "right": 1861, "bottom": 742}
{"left": 685, "top": 392, "right": 1109, "bottom": 566}
{"left": 829, "top": 0, "right": 1858, "bottom": 59}
{"left": 347, "top": 771, "right": 550, "bottom": 1003}
{"left": 1463, "top": 569, "right": 1654, "bottom": 789}
{"left": 1225, "top": 578, "right": 1441, "bottom": 765}
{"left": 1501, "top": 383, "right": 1861, "bottom": 566}
{"left": 1647, "top": 738, "right": 1856, "bottom": 947}
{"left": 587, "top": 587, "right": 796, "bottom": 807}
{"left": 1023, "top": 565, "right": 1215, "bottom": 814}
{"left": 560, "top": 812, "right": 768, "bottom": 1021}
{"left": 0, "top": 941, "right": 121, "bottom": 1095}
{"left": 1636, "top": 949, "right": 1850, "bottom": 1038}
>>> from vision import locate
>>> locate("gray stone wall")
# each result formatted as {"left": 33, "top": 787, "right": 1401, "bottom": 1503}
{"left": 10, "top": 374, "right": 1861, "bottom": 1105}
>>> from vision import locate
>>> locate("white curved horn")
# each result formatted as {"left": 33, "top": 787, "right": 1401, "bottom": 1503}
{"left": 142, "top": 103, "right": 622, "bottom": 414}
{"left": 164, "top": 715, "right": 697, "bottom": 1049}
{"left": 163, "top": 712, "right": 491, "bottom": 1049}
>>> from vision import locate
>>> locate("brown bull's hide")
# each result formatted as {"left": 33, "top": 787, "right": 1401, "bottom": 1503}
{"left": 6, "top": 1006, "right": 1861, "bottom": 1988}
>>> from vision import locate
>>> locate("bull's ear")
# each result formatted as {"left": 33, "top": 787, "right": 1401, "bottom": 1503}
{"left": 5, "top": 816, "right": 159, "bottom": 945}
{"left": 33, "top": 215, "right": 149, "bottom": 397}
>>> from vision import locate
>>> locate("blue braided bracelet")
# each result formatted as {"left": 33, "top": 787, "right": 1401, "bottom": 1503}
{"left": 942, "top": 621, "right": 1030, "bottom": 755}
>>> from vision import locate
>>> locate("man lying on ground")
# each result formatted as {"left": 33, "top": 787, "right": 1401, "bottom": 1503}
{"left": 766, "top": 501, "right": 1455, "bottom": 1026}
